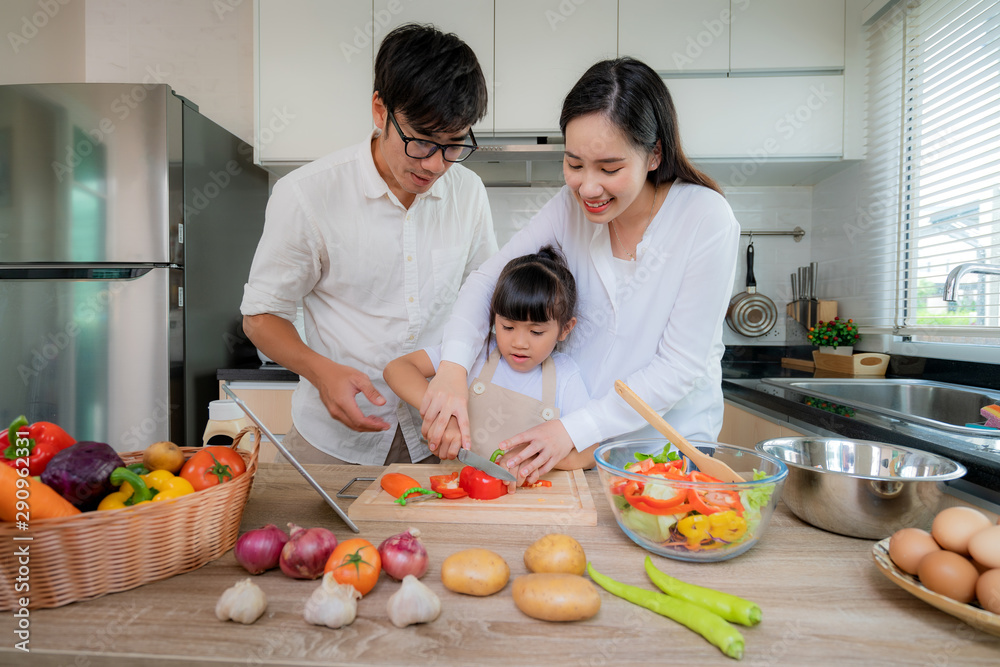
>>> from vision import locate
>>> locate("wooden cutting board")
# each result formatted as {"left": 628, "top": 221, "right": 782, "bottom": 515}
{"left": 347, "top": 463, "right": 598, "bottom": 526}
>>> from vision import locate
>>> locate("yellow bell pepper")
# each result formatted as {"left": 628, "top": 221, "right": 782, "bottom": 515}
{"left": 677, "top": 513, "right": 712, "bottom": 548}
{"left": 97, "top": 467, "right": 194, "bottom": 511}
{"left": 707, "top": 510, "right": 748, "bottom": 542}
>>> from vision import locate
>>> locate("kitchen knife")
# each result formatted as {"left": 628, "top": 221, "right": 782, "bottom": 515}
{"left": 798, "top": 266, "right": 807, "bottom": 324}
{"left": 808, "top": 262, "right": 818, "bottom": 327}
{"left": 457, "top": 447, "right": 517, "bottom": 483}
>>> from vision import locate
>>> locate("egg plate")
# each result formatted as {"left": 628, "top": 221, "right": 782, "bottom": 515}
{"left": 873, "top": 538, "right": 1000, "bottom": 637}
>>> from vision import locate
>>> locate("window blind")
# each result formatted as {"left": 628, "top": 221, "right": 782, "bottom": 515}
{"left": 864, "top": 0, "right": 1000, "bottom": 341}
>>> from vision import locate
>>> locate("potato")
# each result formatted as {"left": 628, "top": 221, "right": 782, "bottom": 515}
{"left": 512, "top": 573, "right": 601, "bottom": 622}
{"left": 523, "top": 534, "right": 586, "bottom": 575}
{"left": 441, "top": 549, "right": 509, "bottom": 596}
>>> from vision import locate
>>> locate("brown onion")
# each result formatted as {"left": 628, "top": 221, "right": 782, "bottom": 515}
{"left": 279, "top": 523, "right": 338, "bottom": 579}
{"left": 378, "top": 528, "right": 429, "bottom": 580}
{"left": 234, "top": 524, "right": 289, "bottom": 574}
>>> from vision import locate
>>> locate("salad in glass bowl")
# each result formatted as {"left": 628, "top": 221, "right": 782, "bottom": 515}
{"left": 595, "top": 439, "right": 788, "bottom": 562}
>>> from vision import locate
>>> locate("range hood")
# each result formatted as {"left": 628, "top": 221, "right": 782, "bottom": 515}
{"left": 464, "top": 137, "right": 567, "bottom": 187}
{"left": 463, "top": 137, "right": 857, "bottom": 188}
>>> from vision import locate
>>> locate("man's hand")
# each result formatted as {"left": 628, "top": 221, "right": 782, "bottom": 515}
{"left": 314, "top": 358, "right": 390, "bottom": 432}
{"left": 498, "top": 420, "right": 575, "bottom": 485}
{"left": 420, "top": 361, "right": 470, "bottom": 451}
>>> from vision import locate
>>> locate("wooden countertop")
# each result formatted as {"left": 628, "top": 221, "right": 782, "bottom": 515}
{"left": 5, "top": 463, "right": 999, "bottom": 666}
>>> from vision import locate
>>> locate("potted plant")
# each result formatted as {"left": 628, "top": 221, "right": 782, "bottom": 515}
{"left": 808, "top": 317, "right": 860, "bottom": 355}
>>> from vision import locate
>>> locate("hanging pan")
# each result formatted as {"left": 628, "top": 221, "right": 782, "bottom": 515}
{"left": 726, "top": 237, "right": 778, "bottom": 337}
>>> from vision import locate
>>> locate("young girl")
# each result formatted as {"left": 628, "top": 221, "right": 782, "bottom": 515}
{"left": 384, "top": 247, "right": 596, "bottom": 472}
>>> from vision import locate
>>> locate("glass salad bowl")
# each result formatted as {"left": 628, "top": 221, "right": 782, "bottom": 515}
{"left": 594, "top": 439, "right": 788, "bottom": 562}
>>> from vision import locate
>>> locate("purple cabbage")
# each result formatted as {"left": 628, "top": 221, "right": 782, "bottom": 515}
{"left": 40, "top": 441, "right": 125, "bottom": 511}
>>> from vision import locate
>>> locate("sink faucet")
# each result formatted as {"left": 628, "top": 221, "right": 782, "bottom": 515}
{"left": 943, "top": 262, "right": 1000, "bottom": 301}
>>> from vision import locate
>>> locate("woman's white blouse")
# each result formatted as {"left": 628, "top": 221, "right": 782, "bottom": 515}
{"left": 441, "top": 182, "right": 740, "bottom": 450}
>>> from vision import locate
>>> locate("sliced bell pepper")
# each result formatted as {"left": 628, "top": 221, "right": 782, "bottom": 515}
{"left": 458, "top": 450, "right": 509, "bottom": 500}
{"left": 677, "top": 513, "right": 712, "bottom": 548}
{"left": 521, "top": 479, "right": 552, "bottom": 489}
{"left": 429, "top": 472, "right": 468, "bottom": 499}
{"left": 688, "top": 474, "right": 745, "bottom": 516}
{"left": 1, "top": 415, "right": 76, "bottom": 476}
{"left": 707, "top": 510, "right": 748, "bottom": 542}
{"left": 459, "top": 465, "right": 507, "bottom": 500}
{"left": 623, "top": 481, "right": 690, "bottom": 515}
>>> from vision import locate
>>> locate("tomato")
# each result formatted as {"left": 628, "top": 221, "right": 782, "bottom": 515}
{"left": 179, "top": 446, "right": 247, "bottom": 491}
{"left": 325, "top": 538, "right": 381, "bottom": 595}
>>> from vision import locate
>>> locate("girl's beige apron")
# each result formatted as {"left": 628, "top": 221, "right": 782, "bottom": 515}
{"left": 467, "top": 348, "right": 559, "bottom": 459}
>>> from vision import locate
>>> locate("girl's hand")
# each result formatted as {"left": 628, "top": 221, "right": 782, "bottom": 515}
{"left": 498, "top": 420, "right": 575, "bottom": 485}
{"left": 437, "top": 417, "right": 464, "bottom": 461}
{"left": 420, "top": 361, "right": 471, "bottom": 452}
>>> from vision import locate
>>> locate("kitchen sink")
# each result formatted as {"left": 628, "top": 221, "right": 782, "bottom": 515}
{"left": 760, "top": 378, "right": 1000, "bottom": 438}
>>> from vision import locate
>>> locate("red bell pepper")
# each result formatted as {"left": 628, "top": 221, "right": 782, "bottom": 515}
{"left": 521, "top": 479, "right": 552, "bottom": 489}
{"left": 457, "top": 449, "right": 510, "bottom": 500}
{"left": 687, "top": 472, "right": 745, "bottom": 516}
{"left": 622, "top": 480, "right": 693, "bottom": 515}
{"left": 429, "top": 472, "right": 468, "bottom": 499}
{"left": 1, "top": 415, "right": 76, "bottom": 476}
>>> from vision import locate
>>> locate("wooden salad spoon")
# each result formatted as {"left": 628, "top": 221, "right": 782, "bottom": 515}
{"left": 614, "top": 380, "right": 746, "bottom": 483}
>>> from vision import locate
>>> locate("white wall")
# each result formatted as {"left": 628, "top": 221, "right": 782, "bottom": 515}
{"left": 85, "top": 0, "right": 254, "bottom": 143}
{"left": 0, "top": 0, "right": 86, "bottom": 84}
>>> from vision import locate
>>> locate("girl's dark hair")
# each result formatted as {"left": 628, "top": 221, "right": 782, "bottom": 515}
{"left": 374, "top": 23, "right": 488, "bottom": 134}
{"left": 559, "top": 57, "right": 723, "bottom": 196}
{"left": 488, "top": 246, "right": 577, "bottom": 343}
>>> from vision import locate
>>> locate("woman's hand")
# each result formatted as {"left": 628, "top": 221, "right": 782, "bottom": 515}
{"left": 498, "top": 420, "right": 575, "bottom": 484}
{"left": 420, "top": 361, "right": 470, "bottom": 455}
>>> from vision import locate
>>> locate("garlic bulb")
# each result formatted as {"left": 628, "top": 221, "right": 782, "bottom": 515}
{"left": 303, "top": 572, "right": 362, "bottom": 629}
{"left": 216, "top": 578, "right": 267, "bottom": 624}
{"left": 386, "top": 574, "right": 441, "bottom": 628}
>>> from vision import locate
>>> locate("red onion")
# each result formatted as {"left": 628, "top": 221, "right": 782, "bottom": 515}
{"left": 234, "top": 524, "right": 289, "bottom": 574}
{"left": 279, "top": 523, "right": 338, "bottom": 579}
{"left": 378, "top": 528, "right": 429, "bottom": 580}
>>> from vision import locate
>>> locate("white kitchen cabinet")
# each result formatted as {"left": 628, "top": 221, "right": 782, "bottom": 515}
{"left": 376, "top": 0, "right": 495, "bottom": 135}
{"left": 619, "top": 0, "right": 731, "bottom": 74}
{"left": 666, "top": 75, "right": 845, "bottom": 158}
{"left": 256, "top": 0, "right": 374, "bottom": 165}
{"left": 494, "top": 0, "right": 618, "bottom": 134}
{"left": 731, "top": 0, "right": 846, "bottom": 72}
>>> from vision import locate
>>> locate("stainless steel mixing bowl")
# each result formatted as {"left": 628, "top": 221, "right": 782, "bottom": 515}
{"left": 755, "top": 437, "right": 967, "bottom": 539}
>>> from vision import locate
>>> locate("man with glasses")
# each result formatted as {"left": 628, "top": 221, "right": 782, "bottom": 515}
{"left": 241, "top": 24, "right": 496, "bottom": 465}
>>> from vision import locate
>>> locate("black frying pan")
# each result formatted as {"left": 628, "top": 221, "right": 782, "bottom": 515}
{"left": 726, "top": 240, "right": 778, "bottom": 337}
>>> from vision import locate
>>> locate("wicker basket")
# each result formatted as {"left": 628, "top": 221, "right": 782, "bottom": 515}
{"left": 0, "top": 428, "right": 259, "bottom": 610}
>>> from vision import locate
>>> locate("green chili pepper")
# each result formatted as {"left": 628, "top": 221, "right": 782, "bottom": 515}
{"left": 587, "top": 562, "right": 744, "bottom": 660}
{"left": 644, "top": 556, "right": 761, "bottom": 626}
{"left": 392, "top": 486, "right": 441, "bottom": 506}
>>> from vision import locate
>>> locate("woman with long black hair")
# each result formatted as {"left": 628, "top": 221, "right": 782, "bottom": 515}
{"left": 421, "top": 57, "right": 741, "bottom": 483}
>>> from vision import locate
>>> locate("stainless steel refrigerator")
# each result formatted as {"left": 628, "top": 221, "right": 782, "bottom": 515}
{"left": 0, "top": 83, "right": 269, "bottom": 450}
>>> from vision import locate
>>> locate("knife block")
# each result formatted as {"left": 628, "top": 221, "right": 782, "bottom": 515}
{"left": 786, "top": 299, "right": 837, "bottom": 330}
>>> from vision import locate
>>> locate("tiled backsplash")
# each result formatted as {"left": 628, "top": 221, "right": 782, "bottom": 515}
{"left": 486, "top": 184, "right": 816, "bottom": 345}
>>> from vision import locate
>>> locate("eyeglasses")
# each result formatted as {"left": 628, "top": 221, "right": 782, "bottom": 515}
{"left": 387, "top": 112, "right": 478, "bottom": 163}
